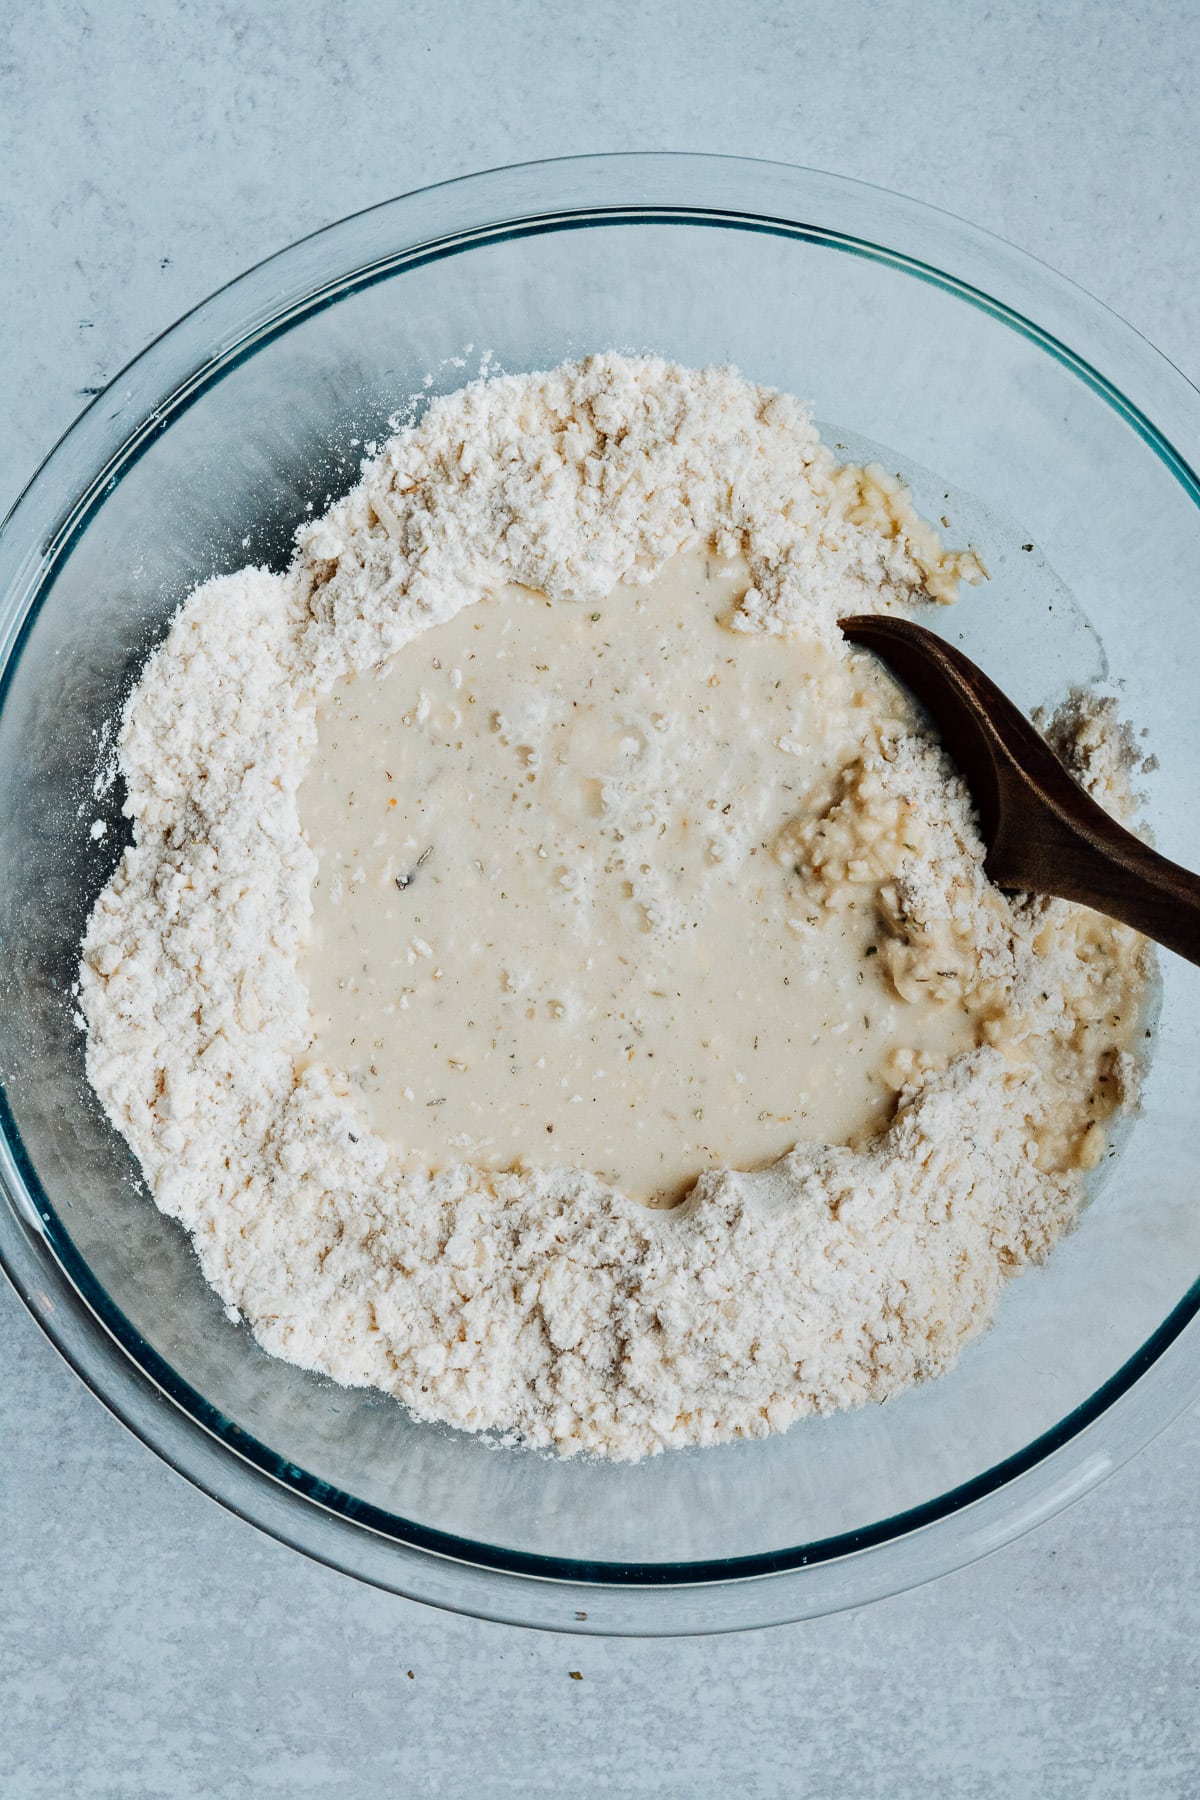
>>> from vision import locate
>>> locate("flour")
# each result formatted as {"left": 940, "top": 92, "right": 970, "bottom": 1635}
{"left": 79, "top": 354, "right": 1147, "bottom": 1459}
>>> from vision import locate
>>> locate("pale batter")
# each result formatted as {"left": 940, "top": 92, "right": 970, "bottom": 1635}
{"left": 299, "top": 550, "right": 975, "bottom": 1200}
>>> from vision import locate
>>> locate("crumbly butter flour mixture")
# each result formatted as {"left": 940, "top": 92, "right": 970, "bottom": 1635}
{"left": 80, "top": 355, "right": 1148, "bottom": 1459}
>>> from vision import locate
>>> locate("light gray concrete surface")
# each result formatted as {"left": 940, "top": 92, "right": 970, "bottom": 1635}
{"left": 1, "top": 3, "right": 1198, "bottom": 1795}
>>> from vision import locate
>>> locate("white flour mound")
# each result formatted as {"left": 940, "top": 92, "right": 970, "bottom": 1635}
{"left": 79, "top": 354, "right": 1139, "bottom": 1459}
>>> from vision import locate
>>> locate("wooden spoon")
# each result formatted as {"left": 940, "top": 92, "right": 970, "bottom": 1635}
{"left": 838, "top": 613, "right": 1200, "bottom": 966}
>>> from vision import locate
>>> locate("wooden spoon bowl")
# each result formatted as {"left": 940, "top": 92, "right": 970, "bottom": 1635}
{"left": 839, "top": 613, "right": 1200, "bottom": 967}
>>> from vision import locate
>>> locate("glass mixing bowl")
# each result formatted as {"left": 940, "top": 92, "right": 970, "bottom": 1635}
{"left": 2, "top": 155, "right": 1198, "bottom": 1635}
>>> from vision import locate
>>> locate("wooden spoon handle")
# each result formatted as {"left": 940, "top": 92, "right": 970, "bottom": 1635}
{"left": 999, "top": 790, "right": 1200, "bottom": 967}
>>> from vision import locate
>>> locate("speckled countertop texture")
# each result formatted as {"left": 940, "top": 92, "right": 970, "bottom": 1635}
{"left": 2, "top": 4, "right": 1198, "bottom": 1795}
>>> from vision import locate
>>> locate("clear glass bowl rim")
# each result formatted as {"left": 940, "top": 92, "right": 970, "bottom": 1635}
{"left": 2, "top": 151, "right": 1198, "bottom": 1636}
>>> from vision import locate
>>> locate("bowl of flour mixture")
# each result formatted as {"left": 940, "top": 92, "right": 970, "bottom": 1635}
{"left": 3, "top": 157, "right": 1199, "bottom": 1632}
